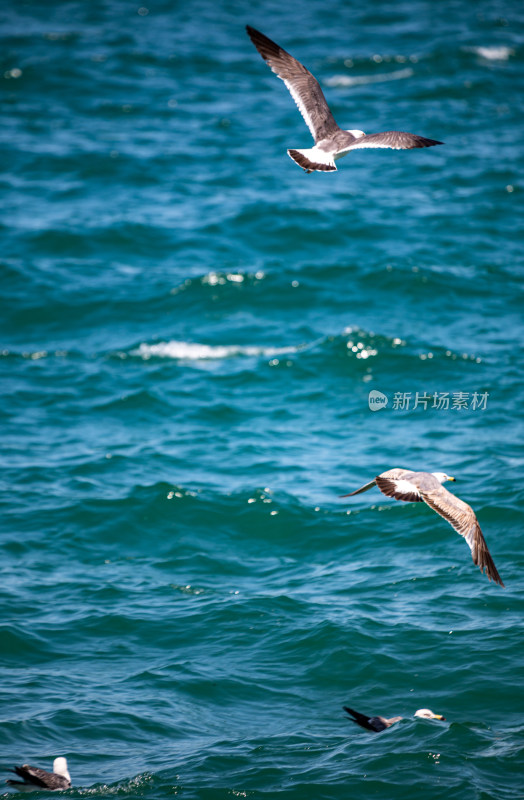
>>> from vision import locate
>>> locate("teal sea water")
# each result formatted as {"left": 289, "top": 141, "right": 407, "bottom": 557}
{"left": 1, "top": 1, "right": 523, "bottom": 798}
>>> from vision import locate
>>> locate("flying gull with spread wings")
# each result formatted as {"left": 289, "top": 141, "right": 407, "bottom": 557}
{"left": 344, "top": 705, "right": 445, "bottom": 732}
{"left": 6, "top": 757, "right": 71, "bottom": 791}
{"left": 246, "top": 26, "right": 443, "bottom": 173}
{"left": 341, "top": 469, "right": 504, "bottom": 586}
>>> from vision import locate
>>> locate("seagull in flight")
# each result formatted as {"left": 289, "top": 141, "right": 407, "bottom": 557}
{"left": 6, "top": 757, "right": 71, "bottom": 791}
{"left": 246, "top": 26, "right": 443, "bottom": 173}
{"left": 344, "top": 705, "right": 445, "bottom": 732}
{"left": 341, "top": 469, "right": 504, "bottom": 586}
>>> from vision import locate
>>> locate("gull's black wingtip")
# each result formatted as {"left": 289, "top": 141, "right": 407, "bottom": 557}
{"left": 246, "top": 25, "right": 261, "bottom": 46}
{"left": 422, "top": 137, "right": 444, "bottom": 148}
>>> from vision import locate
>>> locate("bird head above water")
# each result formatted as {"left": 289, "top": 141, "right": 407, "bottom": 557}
{"left": 414, "top": 708, "right": 446, "bottom": 720}
{"left": 346, "top": 129, "right": 365, "bottom": 138}
{"left": 431, "top": 472, "right": 456, "bottom": 484}
{"left": 53, "top": 758, "right": 71, "bottom": 782}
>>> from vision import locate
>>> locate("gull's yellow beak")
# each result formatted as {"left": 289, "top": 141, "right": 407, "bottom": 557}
{"left": 448, "top": 476, "right": 456, "bottom": 482}
{"left": 433, "top": 713, "right": 446, "bottom": 720}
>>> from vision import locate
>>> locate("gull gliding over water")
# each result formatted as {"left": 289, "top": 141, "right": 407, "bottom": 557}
{"left": 6, "top": 758, "right": 71, "bottom": 791}
{"left": 341, "top": 469, "right": 504, "bottom": 586}
{"left": 246, "top": 26, "right": 443, "bottom": 173}
{"left": 344, "top": 705, "right": 445, "bottom": 732}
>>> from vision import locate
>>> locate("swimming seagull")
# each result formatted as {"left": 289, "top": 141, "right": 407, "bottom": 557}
{"left": 246, "top": 26, "right": 443, "bottom": 173}
{"left": 6, "top": 758, "right": 71, "bottom": 791}
{"left": 344, "top": 705, "right": 445, "bottom": 732}
{"left": 341, "top": 469, "right": 504, "bottom": 586}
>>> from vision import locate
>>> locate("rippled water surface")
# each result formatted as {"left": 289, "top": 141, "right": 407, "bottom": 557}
{"left": 1, "top": 1, "right": 523, "bottom": 798}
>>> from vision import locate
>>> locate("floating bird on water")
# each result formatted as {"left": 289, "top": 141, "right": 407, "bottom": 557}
{"left": 344, "top": 705, "right": 445, "bottom": 732}
{"left": 341, "top": 469, "right": 504, "bottom": 586}
{"left": 6, "top": 758, "right": 71, "bottom": 791}
{"left": 246, "top": 26, "right": 443, "bottom": 173}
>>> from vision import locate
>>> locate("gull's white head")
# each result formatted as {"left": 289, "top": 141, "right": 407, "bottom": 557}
{"left": 415, "top": 708, "right": 446, "bottom": 720}
{"left": 53, "top": 758, "right": 71, "bottom": 782}
{"left": 431, "top": 472, "right": 456, "bottom": 484}
{"left": 346, "top": 129, "right": 365, "bottom": 138}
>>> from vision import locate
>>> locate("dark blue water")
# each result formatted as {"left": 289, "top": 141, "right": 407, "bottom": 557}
{"left": 1, "top": 1, "right": 523, "bottom": 798}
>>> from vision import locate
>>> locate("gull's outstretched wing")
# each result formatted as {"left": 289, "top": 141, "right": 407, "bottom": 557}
{"left": 375, "top": 468, "right": 425, "bottom": 503}
{"left": 420, "top": 485, "right": 504, "bottom": 586}
{"left": 347, "top": 131, "right": 443, "bottom": 150}
{"left": 246, "top": 26, "right": 340, "bottom": 142}
{"left": 342, "top": 468, "right": 420, "bottom": 500}
{"left": 339, "top": 479, "right": 377, "bottom": 497}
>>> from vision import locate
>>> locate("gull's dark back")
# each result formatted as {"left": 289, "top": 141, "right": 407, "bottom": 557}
{"left": 7, "top": 765, "right": 70, "bottom": 790}
{"left": 343, "top": 706, "right": 398, "bottom": 732}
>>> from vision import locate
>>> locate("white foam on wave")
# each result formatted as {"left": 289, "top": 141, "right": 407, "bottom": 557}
{"left": 133, "top": 340, "right": 299, "bottom": 361}
{"left": 325, "top": 67, "right": 414, "bottom": 88}
{"left": 470, "top": 45, "right": 514, "bottom": 61}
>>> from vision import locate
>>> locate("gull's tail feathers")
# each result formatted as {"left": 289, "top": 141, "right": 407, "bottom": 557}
{"left": 288, "top": 148, "right": 337, "bottom": 173}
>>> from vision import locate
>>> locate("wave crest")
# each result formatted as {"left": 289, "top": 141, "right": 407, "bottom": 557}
{"left": 132, "top": 340, "right": 299, "bottom": 361}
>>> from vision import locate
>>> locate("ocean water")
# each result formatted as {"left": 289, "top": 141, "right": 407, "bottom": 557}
{"left": 1, "top": 0, "right": 523, "bottom": 798}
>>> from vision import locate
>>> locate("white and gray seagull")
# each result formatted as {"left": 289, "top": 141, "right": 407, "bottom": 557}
{"left": 246, "top": 26, "right": 443, "bottom": 173}
{"left": 6, "top": 757, "right": 71, "bottom": 791}
{"left": 344, "top": 705, "right": 445, "bottom": 733}
{"left": 341, "top": 469, "right": 504, "bottom": 586}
